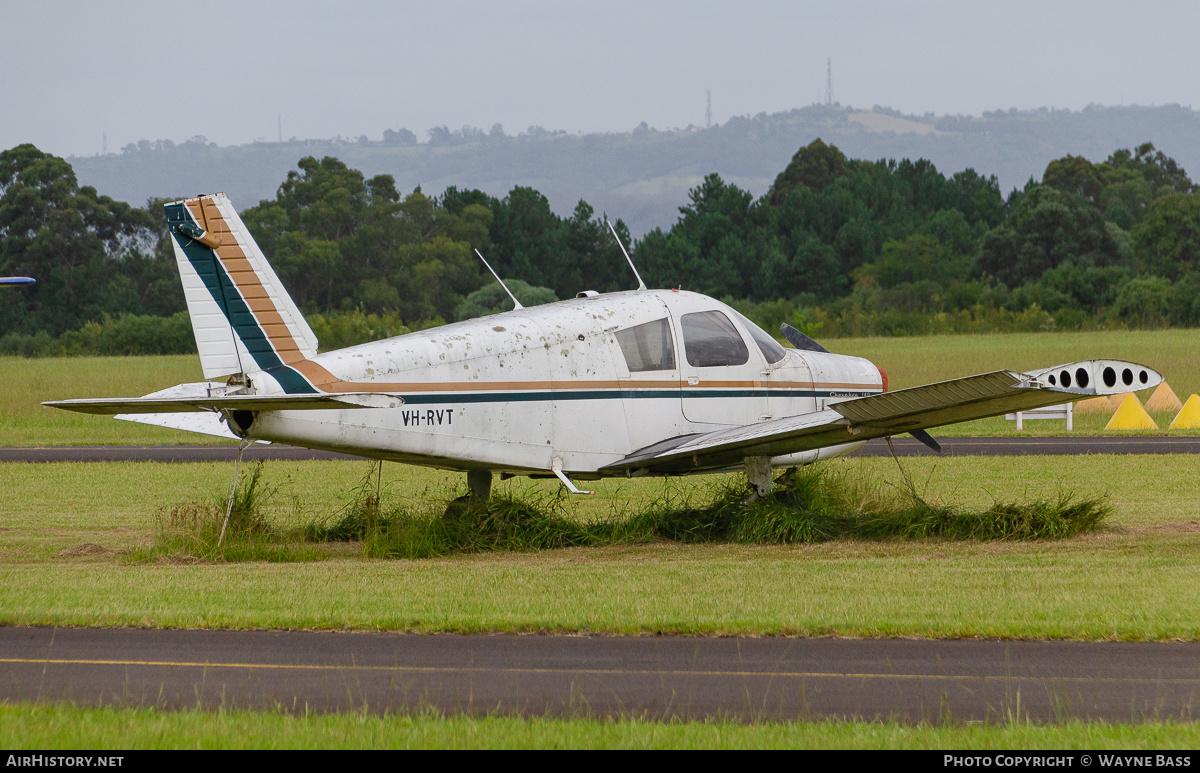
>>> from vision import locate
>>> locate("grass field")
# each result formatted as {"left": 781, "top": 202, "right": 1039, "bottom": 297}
{"left": 2, "top": 455, "right": 1197, "bottom": 639}
{"left": 4, "top": 328, "right": 1198, "bottom": 445}
{"left": 1, "top": 355, "right": 206, "bottom": 446}
{"left": 4, "top": 704, "right": 1199, "bottom": 749}
{"left": 2, "top": 456, "right": 1198, "bottom": 745}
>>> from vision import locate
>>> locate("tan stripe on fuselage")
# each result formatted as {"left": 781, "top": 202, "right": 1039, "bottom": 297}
{"left": 282, "top": 359, "right": 881, "bottom": 395}
{"left": 287, "top": 354, "right": 876, "bottom": 394}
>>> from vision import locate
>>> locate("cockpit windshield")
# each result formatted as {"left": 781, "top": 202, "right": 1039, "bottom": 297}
{"left": 730, "top": 309, "right": 786, "bottom": 364}
{"left": 681, "top": 311, "right": 750, "bottom": 367}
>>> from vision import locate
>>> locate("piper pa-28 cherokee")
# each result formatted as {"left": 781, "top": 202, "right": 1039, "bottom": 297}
{"left": 48, "top": 193, "right": 1163, "bottom": 499}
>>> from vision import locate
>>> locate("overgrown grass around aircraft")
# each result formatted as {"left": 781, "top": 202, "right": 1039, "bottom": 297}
{"left": 122, "top": 461, "right": 1108, "bottom": 563}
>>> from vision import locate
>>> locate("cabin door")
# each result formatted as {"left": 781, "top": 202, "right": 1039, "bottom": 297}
{"left": 678, "top": 309, "right": 768, "bottom": 427}
{"left": 608, "top": 298, "right": 690, "bottom": 452}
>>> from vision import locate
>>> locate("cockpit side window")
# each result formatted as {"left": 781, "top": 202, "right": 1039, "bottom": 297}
{"left": 615, "top": 318, "right": 676, "bottom": 372}
{"left": 681, "top": 311, "right": 750, "bottom": 367}
{"left": 730, "top": 309, "right": 786, "bottom": 364}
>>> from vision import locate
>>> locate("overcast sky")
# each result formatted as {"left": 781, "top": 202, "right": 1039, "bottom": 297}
{"left": 4, "top": 0, "right": 1198, "bottom": 158}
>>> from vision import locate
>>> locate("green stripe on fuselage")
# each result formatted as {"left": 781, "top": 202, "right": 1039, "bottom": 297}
{"left": 396, "top": 389, "right": 874, "bottom": 405}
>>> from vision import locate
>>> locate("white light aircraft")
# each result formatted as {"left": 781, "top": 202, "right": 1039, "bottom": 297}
{"left": 47, "top": 193, "right": 1163, "bottom": 499}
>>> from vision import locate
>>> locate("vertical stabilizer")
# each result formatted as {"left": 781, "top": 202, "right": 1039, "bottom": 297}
{"left": 165, "top": 194, "right": 319, "bottom": 381}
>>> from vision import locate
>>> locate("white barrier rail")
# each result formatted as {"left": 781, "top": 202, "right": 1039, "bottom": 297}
{"left": 1005, "top": 402, "right": 1073, "bottom": 431}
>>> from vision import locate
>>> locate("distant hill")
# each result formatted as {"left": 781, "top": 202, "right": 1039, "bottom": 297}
{"left": 67, "top": 103, "right": 1200, "bottom": 236}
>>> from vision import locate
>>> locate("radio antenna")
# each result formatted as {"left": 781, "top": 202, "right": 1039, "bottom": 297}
{"left": 606, "top": 220, "right": 646, "bottom": 291}
{"left": 474, "top": 248, "right": 523, "bottom": 310}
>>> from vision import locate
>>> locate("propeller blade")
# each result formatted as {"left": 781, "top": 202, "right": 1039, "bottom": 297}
{"left": 908, "top": 428, "right": 942, "bottom": 454}
{"left": 779, "top": 323, "right": 829, "bottom": 353}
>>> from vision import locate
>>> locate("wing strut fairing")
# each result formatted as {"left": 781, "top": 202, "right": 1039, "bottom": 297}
{"left": 602, "top": 360, "right": 1162, "bottom": 475}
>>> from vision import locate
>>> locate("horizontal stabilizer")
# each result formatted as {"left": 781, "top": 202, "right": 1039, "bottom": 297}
{"left": 45, "top": 380, "right": 403, "bottom": 415}
{"left": 603, "top": 360, "right": 1161, "bottom": 475}
{"left": 115, "top": 412, "right": 241, "bottom": 440}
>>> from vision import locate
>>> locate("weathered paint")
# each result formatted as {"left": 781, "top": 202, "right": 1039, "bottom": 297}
{"left": 241, "top": 288, "right": 882, "bottom": 475}
{"left": 156, "top": 194, "right": 889, "bottom": 476}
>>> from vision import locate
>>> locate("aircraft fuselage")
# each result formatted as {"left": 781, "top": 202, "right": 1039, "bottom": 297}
{"left": 235, "top": 289, "right": 884, "bottom": 477}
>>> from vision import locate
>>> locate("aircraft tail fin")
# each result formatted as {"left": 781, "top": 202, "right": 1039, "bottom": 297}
{"left": 165, "top": 193, "right": 318, "bottom": 380}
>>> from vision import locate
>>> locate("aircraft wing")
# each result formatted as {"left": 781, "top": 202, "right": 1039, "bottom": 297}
{"left": 602, "top": 359, "right": 1162, "bottom": 475}
{"left": 44, "top": 381, "right": 403, "bottom": 415}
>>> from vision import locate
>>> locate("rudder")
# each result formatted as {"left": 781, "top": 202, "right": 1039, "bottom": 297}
{"left": 165, "top": 193, "right": 318, "bottom": 380}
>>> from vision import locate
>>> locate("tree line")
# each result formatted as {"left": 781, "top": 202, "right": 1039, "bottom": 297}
{"left": 2, "top": 136, "right": 1199, "bottom": 356}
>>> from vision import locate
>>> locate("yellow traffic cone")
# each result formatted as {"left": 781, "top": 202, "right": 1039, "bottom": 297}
{"left": 1105, "top": 394, "right": 1158, "bottom": 430}
{"left": 1108, "top": 392, "right": 1134, "bottom": 409}
{"left": 1145, "top": 382, "right": 1184, "bottom": 412}
{"left": 1169, "top": 394, "right": 1200, "bottom": 430}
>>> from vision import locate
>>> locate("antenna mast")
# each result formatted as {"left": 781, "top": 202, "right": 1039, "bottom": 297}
{"left": 825, "top": 57, "right": 834, "bottom": 106}
{"left": 606, "top": 220, "right": 646, "bottom": 291}
{"left": 706, "top": 90, "right": 712, "bottom": 128}
{"left": 474, "top": 248, "right": 523, "bottom": 310}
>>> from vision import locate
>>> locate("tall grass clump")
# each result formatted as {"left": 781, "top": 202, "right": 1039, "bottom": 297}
{"left": 410, "top": 491, "right": 598, "bottom": 557}
{"left": 126, "top": 463, "right": 322, "bottom": 563}
{"left": 303, "top": 463, "right": 1110, "bottom": 559}
{"left": 307, "top": 480, "right": 602, "bottom": 559}
{"left": 617, "top": 465, "right": 1110, "bottom": 545}
{"left": 143, "top": 461, "right": 1111, "bottom": 562}
{"left": 303, "top": 468, "right": 388, "bottom": 543}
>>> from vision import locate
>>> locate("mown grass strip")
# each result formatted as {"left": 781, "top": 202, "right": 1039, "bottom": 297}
{"left": 1, "top": 704, "right": 1198, "bottom": 749}
{"left": 8, "top": 534, "right": 1200, "bottom": 639}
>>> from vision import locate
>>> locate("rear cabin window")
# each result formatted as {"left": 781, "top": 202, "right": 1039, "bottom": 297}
{"left": 681, "top": 311, "right": 750, "bottom": 367}
{"left": 615, "top": 318, "right": 676, "bottom": 372}
{"left": 731, "top": 309, "right": 786, "bottom": 364}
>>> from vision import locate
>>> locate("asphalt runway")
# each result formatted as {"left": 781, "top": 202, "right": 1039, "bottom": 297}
{"left": 2, "top": 436, "right": 1199, "bottom": 463}
{"left": 3, "top": 627, "right": 1198, "bottom": 722}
